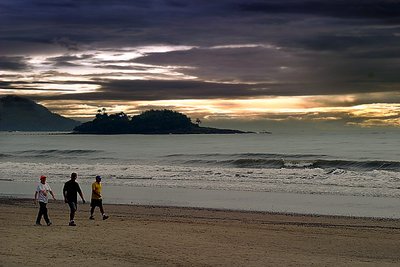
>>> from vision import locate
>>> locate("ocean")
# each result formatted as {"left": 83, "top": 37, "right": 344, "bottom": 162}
{"left": 1, "top": 131, "right": 399, "bottom": 218}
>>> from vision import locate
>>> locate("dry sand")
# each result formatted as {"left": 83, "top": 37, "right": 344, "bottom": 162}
{"left": 0, "top": 198, "right": 399, "bottom": 266}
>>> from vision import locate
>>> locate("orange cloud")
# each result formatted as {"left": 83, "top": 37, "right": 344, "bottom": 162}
{"left": 36, "top": 97, "right": 400, "bottom": 128}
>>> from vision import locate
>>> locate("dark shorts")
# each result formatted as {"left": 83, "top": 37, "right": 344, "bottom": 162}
{"left": 68, "top": 201, "right": 77, "bottom": 212}
{"left": 91, "top": 199, "right": 103, "bottom": 208}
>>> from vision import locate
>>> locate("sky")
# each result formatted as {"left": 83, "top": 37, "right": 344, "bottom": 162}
{"left": 1, "top": 0, "right": 400, "bottom": 131}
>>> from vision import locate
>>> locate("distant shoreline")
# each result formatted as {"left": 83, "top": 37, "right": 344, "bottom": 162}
{"left": 70, "top": 131, "right": 255, "bottom": 135}
{"left": 1, "top": 130, "right": 258, "bottom": 135}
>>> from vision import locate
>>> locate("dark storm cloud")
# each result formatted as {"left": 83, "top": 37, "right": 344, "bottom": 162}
{"left": 15, "top": 79, "right": 398, "bottom": 102}
{"left": 291, "top": 31, "right": 400, "bottom": 55}
{"left": 238, "top": 1, "right": 400, "bottom": 20}
{"left": 135, "top": 46, "right": 400, "bottom": 94}
{"left": 0, "top": 56, "right": 29, "bottom": 71}
{"left": 26, "top": 80, "right": 266, "bottom": 101}
{"left": 0, "top": 80, "right": 90, "bottom": 92}
{"left": 53, "top": 37, "right": 80, "bottom": 51}
{"left": 135, "top": 46, "right": 289, "bottom": 83}
{"left": 0, "top": 0, "right": 153, "bottom": 55}
{"left": 4, "top": 0, "right": 394, "bottom": 50}
{"left": 1, "top": 0, "right": 400, "bottom": 102}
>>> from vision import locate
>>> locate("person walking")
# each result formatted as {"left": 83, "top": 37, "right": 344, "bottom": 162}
{"left": 63, "top": 172, "right": 86, "bottom": 226}
{"left": 34, "top": 175, "right": 56, "bottom": 226}
{"left": 89, "top": 175, "right": 109, "bottom": 220}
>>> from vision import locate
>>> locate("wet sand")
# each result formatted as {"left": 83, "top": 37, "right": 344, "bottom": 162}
{"left": 0, "top": 198, "right": 399, "bottom": 266}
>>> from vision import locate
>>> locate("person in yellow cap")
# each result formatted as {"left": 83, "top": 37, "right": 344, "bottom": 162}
{"left": 89, "top": 175, "right": 109, "bottom": 220}
{"left": 34, "top": 175, "right": 56, "bottom": 226}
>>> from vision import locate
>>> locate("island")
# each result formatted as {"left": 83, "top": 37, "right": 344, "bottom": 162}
{"left": 74, "top": 109, "right": 251, "bottom": 134}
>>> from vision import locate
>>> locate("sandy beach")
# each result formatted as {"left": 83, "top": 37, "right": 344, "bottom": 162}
{"left": 0, "top": 198, "right": 399, "bottom": 266}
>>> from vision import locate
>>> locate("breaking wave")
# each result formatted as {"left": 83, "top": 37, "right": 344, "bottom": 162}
{"left": 18, "top": 149, "right": 100, "bottom": 155}
{"left": 171, "top": 154, "right": 400, "bottom": 172}
{"left": 0, "top": 149, "right": 103, "bottom": 160}
{"left": 232, "top": 158, "right": 400, "bottom": 171}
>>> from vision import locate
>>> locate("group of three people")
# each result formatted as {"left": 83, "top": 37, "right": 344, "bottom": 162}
{"left": 34, "top": 172, "right": 109, "bottom": 226}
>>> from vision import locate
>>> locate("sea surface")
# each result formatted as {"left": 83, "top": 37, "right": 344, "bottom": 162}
{"left": 1, "top": 131, "right": 399, "bottom": 217}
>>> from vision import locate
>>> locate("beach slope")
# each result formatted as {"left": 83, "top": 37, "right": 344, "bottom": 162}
{"left": 0, "top": 198, "right": 399, "bottom": 266}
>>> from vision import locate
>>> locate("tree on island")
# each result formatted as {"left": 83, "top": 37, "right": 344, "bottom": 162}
{"left": 195, "top": 118, "right": 202, "bottom": 126}
{"left": 75, "top": 108, "right": 131, "bottom": 134}
{"left": 130, "top": 110, "right": 193, "bottom": 133}
{"left": 74, "top": 109, "right": 249, "bottom": 134}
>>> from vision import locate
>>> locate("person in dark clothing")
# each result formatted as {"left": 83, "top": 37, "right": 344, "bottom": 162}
{"left": 63, "top": 172, "right": 86, "bottom": 226}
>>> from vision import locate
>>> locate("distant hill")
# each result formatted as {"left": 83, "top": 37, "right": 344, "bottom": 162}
{"left": 74, "top": 109, "right": 250, "bottom": 134}
{"left": 0, "top": 95, "right": 80, "bottom": 131}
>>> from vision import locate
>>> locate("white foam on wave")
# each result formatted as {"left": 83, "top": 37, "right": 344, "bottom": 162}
{"left": 1, "top": 161, "right": 399, "bottom": 198}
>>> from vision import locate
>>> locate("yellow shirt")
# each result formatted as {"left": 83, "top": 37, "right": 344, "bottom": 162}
{"left": 91, "top": 182, "right": 102, "bottom": 200}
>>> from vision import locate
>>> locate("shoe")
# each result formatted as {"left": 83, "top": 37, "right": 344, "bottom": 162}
{"left": 47, "top": 221, "right": 52, "bottom": 226}
{"left": 35, "top": 222, "right": 42, "bottom": 226}
{"left": 89, "top": 216, "right": 95, "bottom": 220}
{"left": 102, "top": 215, "right": 109, "bottom": 220}
{"left": 69, "top": 221, "right": 76, "bottom": 226}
